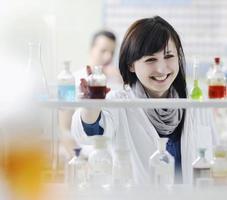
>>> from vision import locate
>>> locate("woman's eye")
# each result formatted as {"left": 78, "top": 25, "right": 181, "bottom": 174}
{"left": 164, "top": 54, "right": 174, "bottom": 59}
{"left": 144, "top": 58, "right": 157, "bottom": 62}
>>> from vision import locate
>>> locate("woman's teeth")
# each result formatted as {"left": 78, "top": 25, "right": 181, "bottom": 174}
{"left": 152, "top": 75, "right": 168, "bottom": 81}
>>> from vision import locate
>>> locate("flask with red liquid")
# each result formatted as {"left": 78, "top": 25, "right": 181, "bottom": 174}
{"left": 208, "top": 57, "right": 226, "bottom": 99}
{"left": 87, "top": 66, "right": 107, "bottom": 99}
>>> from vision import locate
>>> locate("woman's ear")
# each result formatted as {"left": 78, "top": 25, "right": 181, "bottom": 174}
{"left": 129, "top": 64, "right": 135, "bottom": 73}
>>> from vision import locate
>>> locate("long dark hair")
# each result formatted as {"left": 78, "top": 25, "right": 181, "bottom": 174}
{"left": 119, "top": 16, "right": 187, "bottom": 98}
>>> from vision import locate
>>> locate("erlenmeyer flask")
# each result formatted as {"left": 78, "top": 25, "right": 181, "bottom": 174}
{"left": 26, "top": 42, "right": 49, "bottom": 100}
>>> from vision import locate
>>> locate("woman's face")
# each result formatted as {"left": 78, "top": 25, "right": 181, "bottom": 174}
{"left": 130, "top": 39, "right": 179, "bottom": 98}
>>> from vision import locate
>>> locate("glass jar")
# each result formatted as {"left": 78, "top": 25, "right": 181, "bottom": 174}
{"left": 211, "top": 145, "right": 227, "bottom": 186}
{"left": 65, "top": 148, "right": 87, "bottom": 189}
{"left": 149, "top": 138, "right": 174, "bottom": 186}
{"left": 57, "top": 61, "right": 75, "bottom": 101}
{"left": 88, "top": 136, "right": 112, "bottom": 188}
{"left": 192, "top": 148, "right": 211, "bottom": 186}
{"left": 87, "top": 66, "right": 107, "bottom": 99}
{"left": 112, "top": 149, "right": 133, "bottom": 187}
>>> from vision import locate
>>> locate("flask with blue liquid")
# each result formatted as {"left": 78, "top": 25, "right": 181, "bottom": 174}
{"left": 57, "top": 61, "right": 75, "bottom": 101}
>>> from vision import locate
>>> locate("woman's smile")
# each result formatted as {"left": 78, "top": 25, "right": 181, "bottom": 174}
{"left": 149, "top": 73, "right": 171, "bottom": 83}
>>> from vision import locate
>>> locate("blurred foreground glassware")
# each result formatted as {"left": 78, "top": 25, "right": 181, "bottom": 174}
{"left": 112, "top": 149, "right": 133, "bottom": 188}
{"left": 1, "top": 133, "right": 47, "bottom": 200}
{"left": 65, "top": 148, "right": 87, "bottom": 189}
{"left": 88, "top": 136, "right": 112, "bottom": 188}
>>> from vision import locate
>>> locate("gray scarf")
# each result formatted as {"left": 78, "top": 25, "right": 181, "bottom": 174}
{"left": 132, "top": 81, "right": 183, "bottom": 136}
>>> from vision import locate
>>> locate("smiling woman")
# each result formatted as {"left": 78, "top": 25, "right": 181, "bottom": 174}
{"left": 130, "top": 39, "right": 179, "bottom": 98}
{"left": 72, "top": 16, "right": 219, "bottom": 185}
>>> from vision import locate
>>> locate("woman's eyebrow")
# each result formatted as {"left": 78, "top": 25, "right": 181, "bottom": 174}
{"left": 143, "top": 55, "right": 155, "bottom": 59}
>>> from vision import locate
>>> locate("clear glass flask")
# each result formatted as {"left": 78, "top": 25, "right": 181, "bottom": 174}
{"left": 88, "top": 136, "right": 112, "bottom": 188}
{"left": 65, "top": 148, "right": 87, "bottom": 189}
{"left": 149, "top": 138, "right": 174, "bottom": 186}
{"left": 190, "top": 58, "right": 203, "bottom": 100}
{"left": 87, "top": 66, "right": 107, "bottom": 99}
{"left": 211, "top": 145, "right": 227, "bottom": 186}
{"left": 26, "top": 42, "right": 49, "bottom": 100}
{"left": 112, "top": 149, "right": 133, "bottom": 187}
{"left": 57, "top": 61, "right": 75, "bottom": 101}
{"left": 192, "top": 148, "right": 211, "bottom": 186}
{"left": 208, "top": 57, "right": 226, "bottom": 99}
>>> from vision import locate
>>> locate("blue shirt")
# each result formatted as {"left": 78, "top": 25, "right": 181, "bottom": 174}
{"left": 81, "top": 114, "right": 104, "bottom": 136}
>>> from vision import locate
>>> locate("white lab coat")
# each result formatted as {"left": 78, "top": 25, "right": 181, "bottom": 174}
{"left": 71, "top": 88, "right": 219, "bottom": 185}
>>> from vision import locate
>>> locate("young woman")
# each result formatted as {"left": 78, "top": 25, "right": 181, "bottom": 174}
{"left": 71, "top": 16, "right": 219, "bottom": 184}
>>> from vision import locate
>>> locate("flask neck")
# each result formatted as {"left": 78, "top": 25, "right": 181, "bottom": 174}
{"left": 198, "top": 148, "right": 206, "bottom": 158}
{"left": 192, "top": 58, "right": 199, "bottom": 81}
{"left": 93, "top": 66, "right": 102, "bottom": 74}
{"left": 157, "top": 138, "right": 168, "bottom": 153}
{"left": 213, "top": 57, "right": 222, "bottom": 71}
{"left": 63, "top": 61, "right": 71, "bottom": 72}
{"left": 73, "top": 148, "right": 82, "bottom": 157}
{"left": 193, "top": 79, "right": 199, "bottom": 87}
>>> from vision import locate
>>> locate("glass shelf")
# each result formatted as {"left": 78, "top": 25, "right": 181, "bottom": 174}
{"left": 39, "top": 98, "right": 227, "bottom": 109}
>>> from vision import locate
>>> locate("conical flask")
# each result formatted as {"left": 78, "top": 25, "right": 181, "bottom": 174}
{"left": 26, "top": 42, "right": 49, "bottom": 100}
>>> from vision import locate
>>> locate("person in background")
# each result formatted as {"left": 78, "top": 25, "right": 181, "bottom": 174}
{"left": 71, "top": 16, "right": 219, "bottom": 184}
{"left": 59, "top": 30, "right": 122, "bottom": 158}
{"left": 75, "top": 30, "right": 123, "bottom": 91}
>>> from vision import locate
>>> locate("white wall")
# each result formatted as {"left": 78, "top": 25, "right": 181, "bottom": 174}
{"left": 0, "top": 0, "right": 103, "bottom": 85}
{"left": 54, "top": 0, "right": 103, "bottom": 75}
{"left": 104, "top": 0, "right": 227, "bottom": 77}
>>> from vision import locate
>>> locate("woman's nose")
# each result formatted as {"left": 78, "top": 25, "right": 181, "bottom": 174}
{"left": 154, "top": 60, "right": 168, "bottom": 74}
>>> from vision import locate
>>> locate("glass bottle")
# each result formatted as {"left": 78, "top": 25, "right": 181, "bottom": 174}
{"left": 57, "top": 61, "right": 76, "bottom": 101}
{"left": 112, "top": 149, "right": 133, "bottom": 187}
{"left": 192, "top": 148, "right": 211, "bottom": 186}
{"left": 26, "top": 42, "right": 49, "bottom": 100}
{"left": 149, "top": 138, "right": 174, "bottom": 186}
{"left": 88, "top": 136, "right": 112, "bottom": 188}
{"left": 190, "top": 58, "right": 203, "bottom": 100}
{"left": 211, "top": 145, "right": 227, "bottom": 186}
{"left": 208, "top": 57, "right": 226, "bottom": 99}
{"left": 87, "top": 66, "right": 107, "bottom": 99}
{"left": 65, "top": 148, "right": 87, "bottom": 189}
{"left": 222, "top": 62, "right": 227, "bottom": 96}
